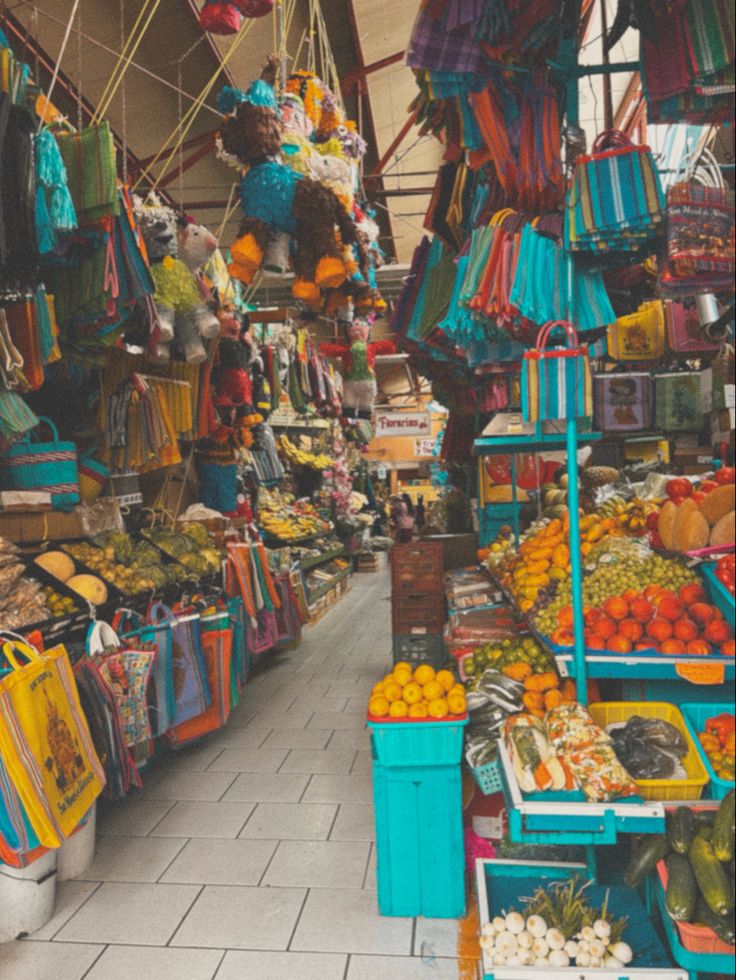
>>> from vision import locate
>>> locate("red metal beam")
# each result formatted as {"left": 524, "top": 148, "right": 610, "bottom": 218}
{"left": 133, "top": 130, "right": 217, "bottom": 172}
{"left": 151, "top": 137, "right": 216, "bottom": 190}
{"left": 370, "top": 107, "right": 419, "bottom": 178}
{"left": 341, "top": 51, "right": 404, "bottom": 91}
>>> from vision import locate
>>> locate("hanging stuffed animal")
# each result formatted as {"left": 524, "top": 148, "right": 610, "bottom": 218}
{"left": 320, "top": 317, "right": 395, "bottom": 419}
{"left": 235, "top": 0, "right": 274, "bottom": 15}
{"left": 217, "top": 58, "right": 356, "bottom": 305}
{"left": 198, "top": 0, "right": 242, "bottom": 34}
{"left": 134, "top": 194, "right": 209, "bottom": 363}
{"left": 176, "top": 216, "right": 221, "bottom": 339}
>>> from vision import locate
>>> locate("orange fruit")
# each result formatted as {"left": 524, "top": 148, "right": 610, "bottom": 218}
{"left": 658, "top": 596, "right": 685, "bottom": 622}
{"left": 368, "top": 696, "right": 389, "bottom": 717}
{"left": 389, "top": 700, "right": 409, "bottom": 718}
{"left": 689, "top": 602, "right": 716, "bottom": 625}
{"left": 721, "top": 639, "right": 735, "bottom": 657}
{"left": 382, "top": 673, "right": 397, "bottom": 686}
{"left": 593, "top": 616, "right": 616, "bottom": 640}
{"left": 630, "top": 598, "right": 655, "bottom": 624}
{"left": 427, "top": 697, "right": 449, "bottom": 718}
{"left": 371, "top": 682, "right": 385, "bottom": 695}
{"left": 447, "top": 692, "right": 466, "bottom": 715}
{"left": 383, "top": 681, "right": 403, "bottom": 703}
{"left": 402, "top": 681, "right": 423, "bottom": 705}
{"left": 619, "top": 619, "right": 644, "bottom": 641}
{"left": 686, "top": 640, "right": 711, "bottom": 656}
{"left": 673, "top": 617, "right": 698, "bottom": 642}
{"left": 679, "top": 583, "right": 706, "bottom": 606}
{"left": 661, "top": 639, "right": 687, "bottom": 655}
{"left": 414, "top": 665, "right": 436, "bottom": 686}
{"left": 607, "top": 635, "right": 633, "bottom": 653}
{"left": 646, "top": 617, "right": 673, "bottom": 642}
{"left": 435, "top": 669, "right": 455, "bottom": 693}
{"left": 603, "top": 597, "right": 629, "bottom": 621}
{"left": 393, "top": 665, "right": 413, "bottom": 687}
{"left": 408, "top": 703, "right": 428, "bottom": 718}
{"left": 450, "top": 684, "right": 465, "bottom": 697}
{"left": 422, "top": 680, "right": 444, "bottom": 702}
{"left": 393, "top": 661, "right": 411, "bottom": 673}
{"left": 705, "top": 619, "right": 730, "bottom": 644}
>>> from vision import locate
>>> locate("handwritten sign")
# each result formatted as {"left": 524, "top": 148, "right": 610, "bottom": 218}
{"left": 675, "top": 661, "right": 726, "bottom": 685}
{"left": 413, "top": 438, "right": 436, "bottom": 457}
{"left": 374, "top": 411, "right": 431, "bottom": 438}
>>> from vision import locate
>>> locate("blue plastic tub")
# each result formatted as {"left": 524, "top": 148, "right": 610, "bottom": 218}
{"left": 478, "top": 503, "right": 517, "bottom": 546}
{"left": 368, "top": 716, "right": 468, "bottom": 768}
{"left": 681, "top": 702, "right": 735, "bottom": 800}
{"left": 373, "top": 762, "right": 465, "bottom": 918}
{"left": 702, "top": 561, "right": 735, "bottom": 629}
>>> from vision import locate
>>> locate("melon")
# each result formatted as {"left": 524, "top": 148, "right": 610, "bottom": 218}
{"left": 678, "top": 510, "right": 710, "bottom": 553}
{"left": 672, "top": 498, "right": 699, "bottom": 553}
{"left": 658, "top": 500, "right": 678, "bottom": 550}
{"left": 67, "top": 574, "right": 108, "bottom": 606}
{"left": 699, "top": 484, "right": 736, "bottom": 526}
{"left": 35, "top": 550, "right": 75, "bottom": 582}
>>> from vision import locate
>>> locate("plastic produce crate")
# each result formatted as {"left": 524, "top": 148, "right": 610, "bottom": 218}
{"left": 478, "top": 503, "right": 517, "bottom": 547}
{"left": 681, "top": 702, "right": 735, "bottom": 800}
{"left": 588, "top": 702, "right": 709, "bottom": 801}
{"left": 391, "top": 590, "right": 447, "bottom": 633}
{"left": 372, "top": 761, "right": 465, "bottom": 918}
{"left": 471, "top": 756, "right": 503, "bottom": 795}
{"left": 390, "top": 541, "right": 444, "bottom": 592}
{"left": 657, "top": 861, "right": 735, "bottom": 957}
{"left": 701, "top": 561, "right": 735, "bottom": 629}
{"left": 369, "top": 716, "right": 468, "bottom": 768}
{"left": 391, "top": 632, "right": 447, "bottom": 668}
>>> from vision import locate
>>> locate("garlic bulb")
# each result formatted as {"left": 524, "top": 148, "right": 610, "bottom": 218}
{"left": 589, "top": 939, "right": 607, "bottom": 960}
{"left": 526, "top": 914, "right": 548, "bottom": 938}
{"left": 496, "top": 932, "right": 518, "bottom": 959}
{"left": 605, "top": 955, "right": 624, "bottom": 968}
{"left": 594, "top": 918, "right": 612, "bottom": 940}
{"left": 564, "top": 940, "right": 579, "bottom": 959}
{"left": 549, "top": 950, "right": 570, "bottom": 967}
{"left": 492, "top": 916, "right": 507, "bottom": 934}
{"left": 546, "top": 928, "right": 565, "bottom": 950}
{"left": 532, "top": 937, "right": 549, "bottom": 959}
{"left": 608, "top": 941, "right": 633, "bottom": 965}
{"left": 517, "top": 930, "right": 533, "bottom": 949}
{"left": 505, "top": 911, "right": 525, "bottom": 935}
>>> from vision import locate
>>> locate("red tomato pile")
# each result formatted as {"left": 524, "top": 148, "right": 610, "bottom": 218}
{"left": 715, "top": 553, "right": 735, "bottom": 597}
{"left": 553, "top": 582, "right": 734, "bottom": 657}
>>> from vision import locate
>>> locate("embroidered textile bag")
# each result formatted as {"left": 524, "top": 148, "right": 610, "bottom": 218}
{"left": 0, "top": 639, "right": 105, "bottom": 848}
{"left": 593, "top": 372, "right": 653, "bottom": 433}
{"left": 114, "top": 608, "right": 175, "bottom": 738}
{"left": 607, "top": 301, "right": 666, "bottom": 360}
{"left": 149, "top": 603, "right": 211, "bottom": 727}
{"left": 665, "top": 300, "right": 722, "bottom": 354}
{"left": 521, "top": 321, "right": 593, "bottom": 423}
{"left": 654, "top": 372, "right": 707, "bottom": 432}
{"left": 1, "top": 415, "right": 79, "bottom": 509}
{"left": 0, "top": 751, "right": 42, "bottom": 867}
{"left": 168, "top": 606, "right": 232, "bottom": 746}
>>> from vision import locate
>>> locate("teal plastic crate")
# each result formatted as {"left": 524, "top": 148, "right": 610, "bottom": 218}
{"left": 702, "top": 561, "right": 735, "bottom": 630}
{"left": 470, "top": 756, "right": 503, "bottom": 795}
{"left": 478, "top": 503, "right": 517, "bottom": 546}
{"left": 681, "top": 702, "right": 735, "bottom": 800}
{"left": 391, "top": 633, "right": 447, "bottom": 668}
{"left": 373, "top": 762, "right": 465, "bottom": 918}
{"left": 369, "top": 717, "right": 468, "bottom": 768}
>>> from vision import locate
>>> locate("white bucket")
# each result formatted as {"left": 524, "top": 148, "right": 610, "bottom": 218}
{"left": 0, "top": 850, "right": 57, "bottom": 943}
{"left": 57, "top": 804, "right": 96, "bottom": 882}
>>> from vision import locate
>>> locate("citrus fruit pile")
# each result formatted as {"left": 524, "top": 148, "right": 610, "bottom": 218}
{"left": 368, "top": 663, "right": 467, "bottom": 720}
{"left": 551, "top": 582, "right": 734, "bottom": 656}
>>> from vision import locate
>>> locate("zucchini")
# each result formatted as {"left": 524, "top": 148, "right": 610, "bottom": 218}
{"left": 665, "top": 853, "right": 697, "bottom": 922}
{"left": 669, "top": 806, "right": 696, "bottom": 855}
{"left": 689, "top": 834, "right": 734, "bottom": 917}
{"left": 712, "top": 789, "right": 735, "bottom": 863}
{"left": 696, "top": 898, "right": 736, "bottom": 945}
{"left": 694, "top": 809, "right": 717, "bottom": 828}
{"left": 624, "top": 834, "right": 669, "bottom": 888}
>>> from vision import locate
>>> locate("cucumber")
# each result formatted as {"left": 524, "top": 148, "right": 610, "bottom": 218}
{"left": 624, "top": 834, "right": 669, "bottom": 888}
{"left": 694, "top": 809, "right": 717, "bottom": 828}
{"left": 712, "top": 789, "right": 735, "bottom": 863}
{"left": 665, "top": 853, "right": 698, "bottom": 922}
{"left": 689, "top": 834, "right": 734, "bottom": 917}
{"left": 669, "top": 807, "right": 696, "bottom": 855}
{"left": 696, "top": 897, "right": 736, "bottom": 945}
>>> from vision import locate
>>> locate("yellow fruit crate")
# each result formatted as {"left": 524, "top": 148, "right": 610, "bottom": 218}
{"left": 588, "top": 701, "right": 709, "bottom": 801}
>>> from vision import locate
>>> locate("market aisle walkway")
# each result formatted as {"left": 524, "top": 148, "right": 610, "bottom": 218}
{"left": 1, "top": 568, "right": 469, "bottom": 980}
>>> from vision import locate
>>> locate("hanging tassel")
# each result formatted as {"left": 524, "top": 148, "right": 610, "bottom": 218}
{"left": 34, "top": 186, "right": 57, "bottom": 255}
{"left": 50, "top": 185, "right": 78, "bottom": 232}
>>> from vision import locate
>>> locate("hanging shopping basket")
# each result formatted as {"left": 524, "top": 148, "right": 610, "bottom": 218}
{"left": 0, "top": 416, "right": 79, "bottom": 509}
{"left": 521, "top": 320, "right": 593, "bottom": 423}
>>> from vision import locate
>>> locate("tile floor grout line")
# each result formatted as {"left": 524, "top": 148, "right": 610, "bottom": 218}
{"left": 255, "top": 837, "right": 283, "bottom": 886}
{"left": 78, "top": 941, "right": 109, "bottom": 978}
{"left": 347, "top": 748, "right": 359, "bottom": 775}
{"left": 285, "top": 885, "right": 311, "bottom": 953}
{"left": 234, "top": 801, "right": 258, "bottom": 837}
{"left": 216, "top": 772, "right": 239, "bottom": 802}
{"left": 166, "top": 883, "right": 205, "bottom": 947}
{"left": 342, "top": 952, "right": 352, "bottom": 980}
{"left": 46, "top": 880, "right": 103, "bottom": 942}
{"left": 210, "top": 947, "right": 229, "bottom": 979}
{"left": 276, "top": 747, "right": 294, "bottom": 773}
{"left": 154, "top": 835, "right": 190, "bottom": 883}
{"left": 143, "top": 799, "right": 178, "bottom": 837}
{"left": 297, "top": 772, "right": 314, "bottom": 803}
{"left": 326, "top": 801, "right": 342, "bottom": 841}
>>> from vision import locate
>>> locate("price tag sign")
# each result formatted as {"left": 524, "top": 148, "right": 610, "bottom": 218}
{"left": 675, "top": 661, "right": 726, "bottom": 685}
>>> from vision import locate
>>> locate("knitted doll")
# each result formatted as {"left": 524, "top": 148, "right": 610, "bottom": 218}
{"left": 320, "top": 318, "right": 395, "bottom": 419}
{"left": 218, "top": 59, "right": 356, "bottom": 305}
{"left": 134, "top": 195, "right": 208, "bottom": 363}
{"left": 176, "top": 217, "right": 221, "bottom": 339}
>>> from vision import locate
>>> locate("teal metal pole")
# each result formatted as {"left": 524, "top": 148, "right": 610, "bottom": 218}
{"left": 510, "top": 454, "right": 520, "bottom": 547}
{"left": 566, "top": 415, "right": 587, "bottom": 704}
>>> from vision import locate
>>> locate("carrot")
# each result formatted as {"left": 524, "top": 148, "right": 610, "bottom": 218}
{"left": 534, "top": 762, "right": 552, "bottom": 790}
{"left": 524, "top": 670, "right": 559, "bottom": 693}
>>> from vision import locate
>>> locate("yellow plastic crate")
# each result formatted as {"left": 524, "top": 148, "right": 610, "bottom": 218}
{"left": 588, "top": 701, "right": 709, "bottom": 801}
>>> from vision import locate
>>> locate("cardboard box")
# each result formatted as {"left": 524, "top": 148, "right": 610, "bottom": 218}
{"left": 0, "top": 508, "right": 85, "bottom": 545}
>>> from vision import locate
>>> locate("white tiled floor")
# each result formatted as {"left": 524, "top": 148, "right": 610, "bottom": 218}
{"left": 0, "top": 569, "right": 470, "bottom": 979}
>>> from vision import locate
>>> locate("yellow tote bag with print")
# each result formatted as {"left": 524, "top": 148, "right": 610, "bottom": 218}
{"left": 0, "top": 640, "right": 105, "bottom": 848}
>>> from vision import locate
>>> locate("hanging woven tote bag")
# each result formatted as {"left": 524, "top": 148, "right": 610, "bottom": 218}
{"left": 1, "top": 416, "right": 80, "bottom": 509}
{"left": 114, "top": 608, "right": 176, "bottom": 738}
{"left": 148, "top": 602, "right": 211, "bottom": 727}
{"left": 521, "top": 321, "right": 593, "bottom": 423}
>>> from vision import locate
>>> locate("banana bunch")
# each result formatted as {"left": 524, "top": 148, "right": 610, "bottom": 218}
{"left": 597, "top": 497, "right": 659, "bottom": 535}
{"left": 278, "top": 434, "right": 334, "bottom": 471}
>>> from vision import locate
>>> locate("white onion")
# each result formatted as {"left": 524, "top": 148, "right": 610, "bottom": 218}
{"left": 605, "top": 955, "right": 624, "bottom": 968}
{"left": 526, "top": 914, "right": 548, "bottom": 938}
{"left": 608, "top": 941, "right": 634, "bottom": 965}
{"left": 496, "top": 933, "right": 518, "bottom": 958}
{"left": 532, "top": 937, "right": 550, "bottom": 959}
{"left": 594, "top": 918, "right": 612, "bottom": 940}
{"left": 579, "top": 925, "right": 596, "bottom": 943}
{"left": 564, "top": 940, "right": 579, "bottom": 959}
{"left": 479, "top": 935, "right": 494, "bottom": 952}
{"left": 534, "top": 957, "right": 549, "bottom": 966}
{"left": 518, "top": 949, "right": 534, "bottom": 966}
{"left": 481, "top": 922, "right": 495, "bottom": 938}
{"left": 505, "top": 911, "right": 526, "bottom": 935}
{"left": 492, "top": 916, "right": 507, "bottom": 934}
{"left": 492, "top": 953, "right": 507, "bottom": 966}
{"left": 589, "top": 939, "right": 607, "bottom": 960}
{"left": 577, "top": 939, "right": 590, "bottom": 954}
{"left": 546, "top": 928, "right": 565, "bottom": 950}
{"left": 590, "top": 958, "right": 603, "bottom": 968}
{"left": 517, "top": 930, "right": 534, "bottom": 949}
{"left": 549, "top": 950, "right": 570, "bottom": 967}
{"left": 506, "top": 956, "right": 521, "bottom": 966}
{"left": 576, "top": 951, "right": 592, "bottom": 967}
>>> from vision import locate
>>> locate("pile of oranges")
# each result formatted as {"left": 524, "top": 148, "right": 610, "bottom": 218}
{"left": 368, "top": 663, "right": 467, "bottom": 720}
{"left": 551, "top": 582, "right": 734, "bottom": 656}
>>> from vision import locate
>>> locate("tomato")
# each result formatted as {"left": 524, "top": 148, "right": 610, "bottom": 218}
{"left": 692, "top": 491, "right": 706, "bottom": 504}
{"left": 716, "top": 554, "right": 736, "bottom": 596}
{"left": 714, "top": 467, "right": 735, "bottom": 485}
{"left": 666, "top": 478, "right": 693, "bottom": 500}
{"left": 646, "top": 511, "right": 660, "bottom": 530}
{"left": 699, "top": 480, "right": 719, "bottom": 494}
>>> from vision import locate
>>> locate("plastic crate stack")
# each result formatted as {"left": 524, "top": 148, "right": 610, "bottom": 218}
{"left": 390, "top": 541, "right": 447, "bottom": 667}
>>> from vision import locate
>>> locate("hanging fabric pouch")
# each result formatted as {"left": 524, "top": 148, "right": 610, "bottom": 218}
{"left": 114, "top": 608, "right": 175, "bottom": 738}
{"left": 1, "top": 415, "right": 80, "bottom": 509}
{"left": 654, "top": 372, "right": 707, "bottom": 432}
{"left": 665, "top": 301, "right": 722, "bottom": 354}
{"left": 593, "top": 372, "right": 653, "bottom": 433}
{"left": 521, "top": 320, "right": 593, "bottom": 423}
{"left": 149, "top": 603, "right": 211, "bottom": 727}
{"left": 607, "top": 300, "right": 665, "bottom": 360}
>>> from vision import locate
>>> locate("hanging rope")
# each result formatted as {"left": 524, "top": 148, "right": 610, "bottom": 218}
{"left": 93, "top": 0, "right": 164, "bottom": 124}
{"left": 91, "top": 0, "right": 155, "bottom": 123}
{"left": 38, "top": 0, "right": 82, "bottom": 132}
{"left": 119, "top": 0, "right": 129, "bottom": 185}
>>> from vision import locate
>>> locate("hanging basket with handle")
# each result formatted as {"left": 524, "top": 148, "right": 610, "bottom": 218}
{"left": 521, "top": 321, "right": 593, "bottom": 424}
{"left": 1, "top": 416, "right": 80, "bottom": 510}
